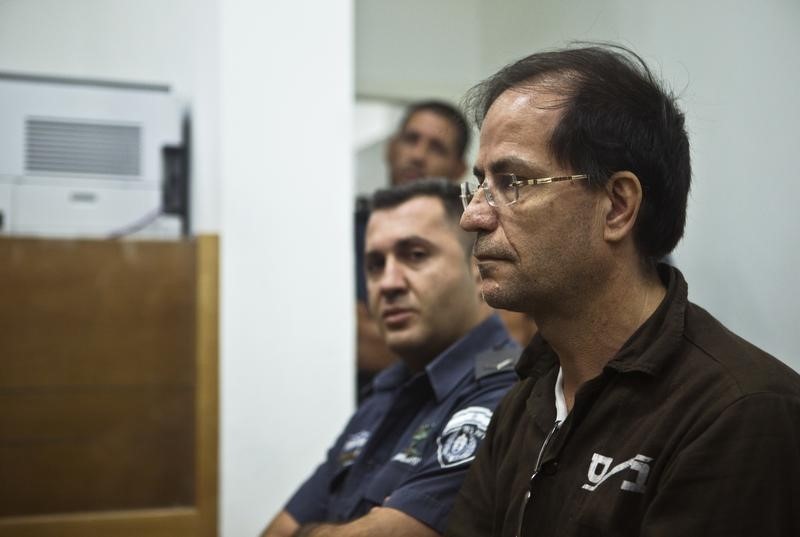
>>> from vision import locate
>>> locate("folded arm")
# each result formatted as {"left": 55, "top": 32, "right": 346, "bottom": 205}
{"left": 262, "top": 507, "right": 439, "bottom": 537}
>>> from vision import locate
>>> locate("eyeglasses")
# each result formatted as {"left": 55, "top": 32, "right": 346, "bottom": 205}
{"left": 514, "top": 420, "right": 561, "bottom": 537}
{"left": 460, "top": 173, "right": 589, "bottom": 210}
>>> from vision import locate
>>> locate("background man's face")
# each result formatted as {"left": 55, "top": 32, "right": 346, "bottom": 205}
{"left": 365, "top": 196, "right": 481, "bottom": 360}
{"left": 388, "top": 110, "right": 466, "bottom": 185}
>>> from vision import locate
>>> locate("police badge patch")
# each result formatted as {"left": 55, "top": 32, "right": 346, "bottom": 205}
{"left": 436, "top": 406, "right": 493, "bottom": 468}
{"left": 338, "top": 430, "right": 370, "bottom": 467}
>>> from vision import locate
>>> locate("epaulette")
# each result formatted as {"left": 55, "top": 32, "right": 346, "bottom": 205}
{"left": 474, "top": 346, "right": 521, "bottom": 380}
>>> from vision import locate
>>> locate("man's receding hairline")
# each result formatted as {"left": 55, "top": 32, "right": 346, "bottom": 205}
{"left": 491, "top": 71, "right": 580, "bottom": 111}
{"left": 402, "top": 109, "right": 460, "bottom": 143}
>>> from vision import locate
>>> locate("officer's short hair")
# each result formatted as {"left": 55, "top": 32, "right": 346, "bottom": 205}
{"left": 370, "top": 179, "right": 472, "bottom": 255}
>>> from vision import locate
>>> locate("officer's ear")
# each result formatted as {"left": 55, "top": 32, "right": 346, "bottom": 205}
{"left": 602, "top": 171, "right": 642, "bottom": 245}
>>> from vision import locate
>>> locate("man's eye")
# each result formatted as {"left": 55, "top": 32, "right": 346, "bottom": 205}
{"left": 496, "top": 174, "right": 516, "bottom": 191}
{"left": 430, "top": 142, "right": 447, "bottom": 156}
{"left": 365, "top": 258, "right": 384, "bottom": 274}
{"left": 408, "top": 250, "right": 428, "bottom": 261}
{"left": 401, "top": 132, "right": 419, "bottom": 145}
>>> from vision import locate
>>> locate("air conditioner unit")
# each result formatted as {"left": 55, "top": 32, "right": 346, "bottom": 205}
{"left": 0, "top": 73, "right": 188, "bottom": 238}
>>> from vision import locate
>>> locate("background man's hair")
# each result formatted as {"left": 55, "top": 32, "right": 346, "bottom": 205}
{"left": 463, "top": 43, "right": 691, "bottom": 263}
{"left": 371, "top": 178, "right": 463, "bottom": 222}
{"left": 399, "top": 100, "right": 471, "bottom": 160}
{"left": 371, "top": 178, "right": 474, "bottom": 256}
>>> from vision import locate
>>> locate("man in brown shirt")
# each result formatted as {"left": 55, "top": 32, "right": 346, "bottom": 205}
{"left": 447, "top": 44, "right": 800, "bottom": 536}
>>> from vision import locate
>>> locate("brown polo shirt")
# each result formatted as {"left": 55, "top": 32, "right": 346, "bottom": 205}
{"left": 446, "top": 265, "right": 800, "bottom": 536}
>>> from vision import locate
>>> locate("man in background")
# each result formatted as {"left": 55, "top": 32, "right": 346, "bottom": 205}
{"left": 385, "top": 100, "right": 469, "bottom": 185}
{"left": 263, "top": 179, "right": 519, "bottom": 537}
{"left": 356, "top": 102, "right": 535, "bottom": 396}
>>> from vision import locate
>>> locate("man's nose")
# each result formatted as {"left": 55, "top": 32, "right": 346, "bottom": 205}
{"left": 378, "top": 258, "right": 407, "bottom": 295}
{"left": 460, "top": 188, "right": 497, "bottom": 232}
{"left": 408, "top": 141, "right": 428, "bottom": 162}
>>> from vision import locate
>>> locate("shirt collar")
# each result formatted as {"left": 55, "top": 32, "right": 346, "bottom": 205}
{"left": 604, "top": 263, "right": 687, "bottom": 376}
{"left": 372, "top": 314, "right": 514, "bottom": 401}
{"left": 554, "top": 367, "right": 569, "bottom": 422}
{"left": 515, "top": 263, "right": 688, "bottom": 381}
{"left": 426, "top": 313, "right": 513, "bottom": 402}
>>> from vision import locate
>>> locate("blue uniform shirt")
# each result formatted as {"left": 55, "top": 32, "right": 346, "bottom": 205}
{"left": 285, "top": 314, "right": 520, "bottom": 533}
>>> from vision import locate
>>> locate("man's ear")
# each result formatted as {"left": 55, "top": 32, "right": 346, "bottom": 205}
{"left": 602, "top": 171, "right": 643, "bottom": 244}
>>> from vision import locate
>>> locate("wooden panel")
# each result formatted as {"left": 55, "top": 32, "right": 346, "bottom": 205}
{"left": 0, "top": 239, "right": 196, "bottom": 387}
{"left": 0, "top": 236, "right": 218, "bottom": 534}
{"left": 194, "top": 235, "right": 219, "bottom": 537}
{"left": 0, "top": 388, "right": 194, "bottom": 516}
{"left": 0, "top": 508, "right": 197, "bottom": 537}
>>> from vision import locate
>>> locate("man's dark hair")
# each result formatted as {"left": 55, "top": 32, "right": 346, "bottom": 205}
{"left": 399, "top": 100, "right": 471, "bottom": 160}
{"left": 372, "top": 178, "right": 463, "bottom": 222}
{"left": 464, "top": 43, "right": 691, "bottom": 262}
{"left": 371, "top": 178, "right": 473, "bottom": 256}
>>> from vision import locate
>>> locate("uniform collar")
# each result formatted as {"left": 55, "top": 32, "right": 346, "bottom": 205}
{"left": 372, "top": 314, "right": 513, "bottom": 402}
{"left": 426, "top": 314, "right": 512, "bottom": 402}
{"left": 516, "top": 263, "right": 688, "bottom": 381}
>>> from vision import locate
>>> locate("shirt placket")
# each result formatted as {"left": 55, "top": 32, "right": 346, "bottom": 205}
{"left": 344, "top": 376, "right": 430, "bottom": 518}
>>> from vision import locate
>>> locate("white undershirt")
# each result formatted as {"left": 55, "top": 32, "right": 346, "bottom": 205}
{"left": 554, "top": 367, "right": 569, "bottom": 423}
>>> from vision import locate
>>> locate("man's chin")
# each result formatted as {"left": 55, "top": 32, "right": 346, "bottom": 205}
{"left": 396, "top": 169, "right": 425, "bottom": 183}
{"left": 384, "top": 330, "right": 425, "bottom": 357}
{"left": 480, "top": 281, "right": 516, "bottom": 311}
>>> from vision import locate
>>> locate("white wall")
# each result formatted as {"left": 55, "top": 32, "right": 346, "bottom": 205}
{"left": 356, "top": 0, "right": 483, "bottom": 102}
{"left": 354, "top": 100, "right": 404, "bottom": 195}
{"left": 357, "top": 0, "right": 800, "bottom": 368}
{"left": 0, "top": 1, "right": 356, "bottom": 535}
{"left": 219, "top": 1, "right": 354, "bottom": 536}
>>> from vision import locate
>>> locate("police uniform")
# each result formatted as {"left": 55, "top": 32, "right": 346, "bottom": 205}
{"left": 447, "top": 265, "right": 800, "bottom": 537}
{"left": 285, "top": 314, "right": 519, "bottom": 533}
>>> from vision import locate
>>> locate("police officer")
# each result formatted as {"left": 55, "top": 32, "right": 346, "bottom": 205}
{"left": 261, "top": 179, "right": 519, "bottom": 537}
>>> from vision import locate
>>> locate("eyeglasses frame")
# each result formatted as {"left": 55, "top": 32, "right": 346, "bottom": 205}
{"left": 460, "top": 173, "right": 590, "bottom": 210}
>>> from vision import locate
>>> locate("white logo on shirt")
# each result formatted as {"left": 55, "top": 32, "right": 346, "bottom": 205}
{"left": 581, "top": 452, "right": 653, "bottom": 493}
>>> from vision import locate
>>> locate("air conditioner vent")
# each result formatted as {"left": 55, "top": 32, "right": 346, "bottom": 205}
{"left": 25, "top": 118, "right": 141, "bottom": 177}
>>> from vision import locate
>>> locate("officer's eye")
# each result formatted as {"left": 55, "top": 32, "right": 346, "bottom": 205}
{"left": 364, "top": 255, "right": 384, "bottom": 275}
{"left": 405, "top": 249, "right": 429, "bottom": 263}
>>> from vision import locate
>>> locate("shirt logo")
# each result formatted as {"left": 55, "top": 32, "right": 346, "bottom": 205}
{"left": 391, "top": 423, "right": 434, "bottom": 466}
{"left": 581, "top": 452, "right": 653, "bottom": 494}
{"left": 338, "top": 430, "right": 370, "bottom": 468}
{"left": 436, "top": 406, "right": 493, "bottom": 468}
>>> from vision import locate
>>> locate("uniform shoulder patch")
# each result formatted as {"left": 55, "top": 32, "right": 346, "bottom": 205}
{"left": 338, "top": 430, "right": 370, "bottom": 468}
{"left": 474, "top": 347, "right": 520, "bottom": 379}
{"left": 436, "top": 406, "right": 493, "bottom": 468}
